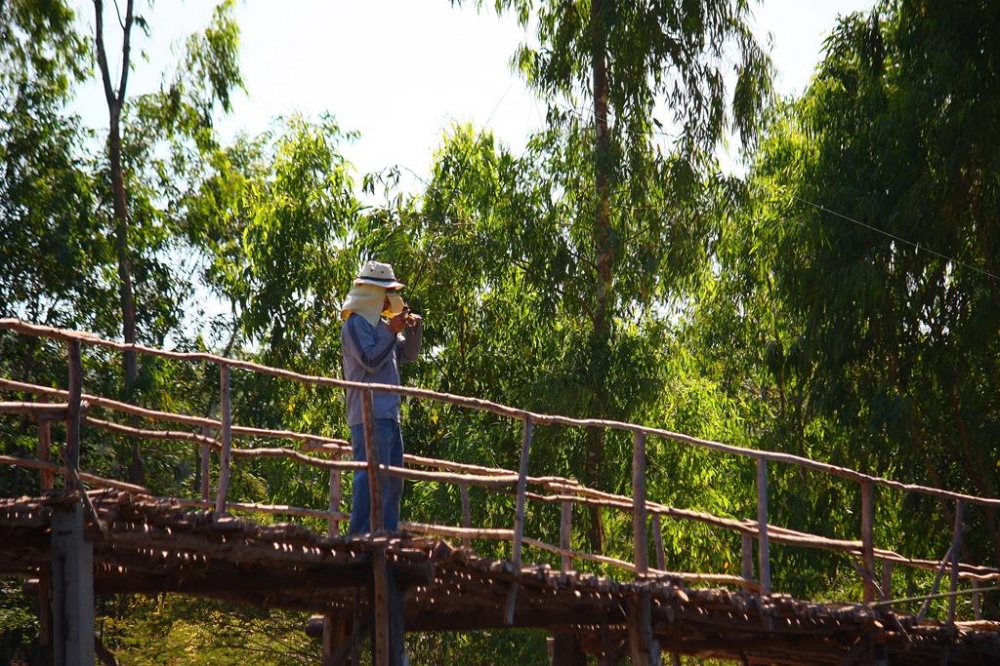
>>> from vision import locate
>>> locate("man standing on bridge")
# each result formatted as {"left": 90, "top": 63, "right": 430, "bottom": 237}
{"left": 341, "top": 260, "right": 423, "bottom": 534}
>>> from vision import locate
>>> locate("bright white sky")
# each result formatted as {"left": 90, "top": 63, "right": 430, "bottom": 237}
{"left": 77, "top": 0, "right": 875, "bottom": 187}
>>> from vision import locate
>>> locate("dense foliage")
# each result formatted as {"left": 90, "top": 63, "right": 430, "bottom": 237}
{"left": 1, "top": 0, "right": 998, "bottom": 663}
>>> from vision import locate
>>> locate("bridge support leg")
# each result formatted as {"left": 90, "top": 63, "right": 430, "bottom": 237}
{"left": 322, "top": 613, "right": 352, "bottom": 666}
{"left": 550, "top": 633, "right": 587, "bottom": 666}
{"left": 370, "top": 549, "right": 405, "bottom": 666}
{"left": 627, "top": 592, "right": 661, "bottom": 666}
{"left": 51, "top": 502, "right": 94, "bottom": 666}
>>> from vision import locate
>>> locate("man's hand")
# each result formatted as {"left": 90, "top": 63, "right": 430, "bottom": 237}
{"left": 388, "top": 312, "right": 407, "bottom": 334}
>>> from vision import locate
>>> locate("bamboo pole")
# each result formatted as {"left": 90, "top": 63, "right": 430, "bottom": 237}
{"left": 861, "top": 481, "right": 876, "bottom": 603}
{"left": 215, "top": 364, "right": 232, "bottom": 515}
{"left": 948, "top": 499, "right": 964, "bottom": 625}
{"left": 757, "top": 458, "right": 771, "bottom": 595}
{"left": 561, "top": 501, "right": 572, "bottom": 571}
{"left": 972, "top": 580, "right": 981, "bottom": 620}
{"left": 505, "top": 416, "right": 533, "bottom": 624}
{"left": 361, "top": 388, "right": 383, "bottom": 533}
{"left": 65, "top": 340, "right": 82, "bottom": 491}
{"left": 632, "top": 431, "right": 648, "bottom": 576}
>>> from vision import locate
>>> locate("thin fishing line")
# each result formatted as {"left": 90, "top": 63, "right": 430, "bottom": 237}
{"left": 794, "top": 195, "right": 1000, "bottom": 282}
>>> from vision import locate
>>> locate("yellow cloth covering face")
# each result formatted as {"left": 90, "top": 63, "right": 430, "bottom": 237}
{"left": 340, "top": 284, "right": 386, "bottom": 327}
{"left": 383, "top": 293, "right": 405, "bottom": 317}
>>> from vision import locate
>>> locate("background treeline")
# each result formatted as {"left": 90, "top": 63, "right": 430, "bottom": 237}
{"left": 1, "top": 0, "right": 998, "bottom": 663}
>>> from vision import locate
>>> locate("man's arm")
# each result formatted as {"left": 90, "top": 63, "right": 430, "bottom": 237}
{"left": 344, "top": 315, "right": 397, "bottom": 374}
{"left": 399, "top": 319, "right": 423, "bottom": 363}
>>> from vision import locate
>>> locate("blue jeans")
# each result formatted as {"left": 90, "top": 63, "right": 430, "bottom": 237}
{"left": 348, "top": 419, "right": 404, "bottom": 534}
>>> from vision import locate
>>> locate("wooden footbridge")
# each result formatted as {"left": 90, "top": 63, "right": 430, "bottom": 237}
{"left": 1, "top": 318, "right": 999, "bottom": 665}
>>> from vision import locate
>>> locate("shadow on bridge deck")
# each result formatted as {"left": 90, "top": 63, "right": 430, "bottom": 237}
{"left": 2, "top": 489, "right": 998, "bottom": 665}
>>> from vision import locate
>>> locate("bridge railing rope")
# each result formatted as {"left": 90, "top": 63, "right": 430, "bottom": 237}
{"left": 0, "top": 317, "right": 996, "bottom": 624}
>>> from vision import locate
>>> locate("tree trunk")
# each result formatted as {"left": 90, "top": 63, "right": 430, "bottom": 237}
{"left": 94, "top": 0, "right": 142, "bottom": 484}
{"left": 585, "top": 0, "right": 612, "bottom": 555}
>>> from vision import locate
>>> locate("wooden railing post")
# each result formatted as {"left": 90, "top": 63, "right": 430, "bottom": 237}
{"left": 560, "top": 501, "right": 572, "bottom": 571}
{"left": 632, "top": 431, "right": 649, "bottom": 576}
{"left": 861, "top": 481, "right": 877, "bottom": 603}
{"left": 199, "top": 425, "right": 211, "bottom": 503}
{"left": 652, "top": 514, "right": 666, "bottom": 572}
{"left": 948, "top": 499, "right": 964, "bottom": 625}
{"left": 505, "top": 415, "right": 533, "bottom": 624}
{"left": 460, "top": 483, "right": 471, "bottom": 549}
{"left": 65, "top": 340, "right": 82, "bottom": 490}
{"left": 756, "top": 457, "right": 771, "bottom": 595}
{"left": 361, "top": 388, "right": 383, "bottom": 533}
{"left": 37, "top": 402, "right": 54, "bottom": 492}
{"left": 328, "top": 456, "right": 342, "bottom": 538}
{"left": 741, "top": 532, "right": 754, "bottom": 593}
{"left": 881, "top": 560, "right": 894, "bottom": 609}
{"left": 972, "top": 580, "right": 982, "bottom": 621}
{"left": 214, "top": 364, "right": 232, "bottom": 515}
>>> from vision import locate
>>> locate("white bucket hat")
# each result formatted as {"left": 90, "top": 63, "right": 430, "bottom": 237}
{"left": 354, "top": 261, "right": 405, "bottom": 290}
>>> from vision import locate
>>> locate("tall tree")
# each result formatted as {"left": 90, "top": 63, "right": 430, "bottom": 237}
{"left": 695, "top": 0, "right": 1000, "bottom": 572}
{"left": 456, "top": 0, "right": 772, "bottom": 551}
{"left": 88, "top": 0, "right": 243, "bottom": 481}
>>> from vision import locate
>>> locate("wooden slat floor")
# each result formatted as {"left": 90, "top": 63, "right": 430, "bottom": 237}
{"left": 2, "top": 489, "right": 998, "bottom": 665}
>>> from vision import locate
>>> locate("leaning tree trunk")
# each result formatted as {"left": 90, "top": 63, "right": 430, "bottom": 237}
{"left": 95, "top": 0, "right": 143, "bottom": 484}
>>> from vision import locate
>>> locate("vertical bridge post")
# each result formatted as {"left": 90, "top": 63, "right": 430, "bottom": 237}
{"left": 632, "top": 431, "right": 648, "bottom": 576}
{"left": 199, "top": 425, "right": 211, "bottom": 503}
{"left": 52, "top": 502, "right": 95, "bottom": 666}
{"left": 948, "top": 499, "right": 964, "bottom": 625}
{"left": 560, "top": 501, "right": 572, "bottom": 571}
{"left": 214, "top": 364, "right": 232, "bottom": 514}
{"left": 628, "top": 431, "right": 660, "bottom": 664}
{"left": 328, "top": 450, "right": 341, "bottom": 537}
{"left": 861, "top": 481, "right": 877, "bottom": 603}
{"left": 505, "top": 415, "right": 533, "bottom": 625}
{"left": 66, "top": 340, "right": 82, "bottom": 489}
{"left": 361, "top": 388, "right": 383, "bottom": 533}
{"left": 756, "top": 457, "right": 771, "bottom": 595}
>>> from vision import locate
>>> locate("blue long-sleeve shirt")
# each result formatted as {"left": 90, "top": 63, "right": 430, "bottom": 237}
{"left": 341, "top": 313, "right": 423, "bottom": 426}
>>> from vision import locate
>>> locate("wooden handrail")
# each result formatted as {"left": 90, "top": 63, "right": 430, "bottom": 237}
{"left": 2, "top": 317, "right": 995, "bottom": 509}
{"left": 2, "top": 317, "right": 997, "bottom": 611}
